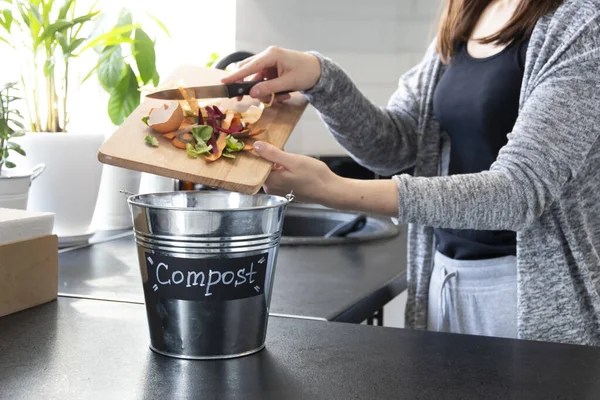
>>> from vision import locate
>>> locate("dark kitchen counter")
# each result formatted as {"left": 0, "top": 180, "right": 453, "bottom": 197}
{"left": 2, "top": 297, "right": 600, "bottom": 400}
{"left": 58, "top": 223, "right": 407, "bottom": 323}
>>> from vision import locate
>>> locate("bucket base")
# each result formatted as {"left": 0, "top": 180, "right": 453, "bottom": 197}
{"left": 149, "top": 343, "right": 266, "bottom": 360}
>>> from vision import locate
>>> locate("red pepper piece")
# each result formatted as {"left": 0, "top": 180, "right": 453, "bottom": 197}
{"left": 216, "top": 125, "right": 244, "bottom": 134}
{"left": 205, "top": 106, "right": 215, "bottom": 119}
{"left": 207, "top": 135, "right": 218, "bottom": 154}
{"left": 213, "top": 105, "right": 224, "bottom": 117}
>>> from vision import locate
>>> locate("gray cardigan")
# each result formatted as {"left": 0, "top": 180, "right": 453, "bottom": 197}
{"left": 304, "top": 0, "right": 600, "bottom": 346}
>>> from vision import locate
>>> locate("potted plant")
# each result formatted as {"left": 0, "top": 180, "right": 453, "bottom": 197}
{"left": 88, "top": 9, "right": 167, "bottom": 230}
{"left": 0, "top": 1, "right": 159, "bottom": 244}
{"left": 0, "top": 81, "right": 45, "bottom": 210}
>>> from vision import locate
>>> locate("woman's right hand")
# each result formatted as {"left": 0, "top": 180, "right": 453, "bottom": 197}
{"left": 220, "top": 46, "right": 322, "bottom": 103}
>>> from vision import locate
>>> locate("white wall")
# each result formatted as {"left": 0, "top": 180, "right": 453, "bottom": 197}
{"left": 235, "top": 0, "right": 442, "bottom": 156}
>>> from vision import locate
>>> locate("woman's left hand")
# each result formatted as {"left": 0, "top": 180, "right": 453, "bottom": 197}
{"left": 253, "top": 141, "right": 338, "bottom": 206}
{"left": 253, "top": 141, "right": 400, "bottom": 217}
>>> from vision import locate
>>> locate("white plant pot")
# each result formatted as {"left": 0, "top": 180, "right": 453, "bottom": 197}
{"left": 13, "top": 132, "right": 105, "bottom": 246}
{"left": 92, "top": 170, "right": 174, "bottom": 232}
{"left": 0, "top": 164, "right": 45, "bottom": 210}
{"left": 138, "top": 173, "right": 176, "bottom": 194}
{"left": 92, "top": 164, "right": 141, "bottom": 231}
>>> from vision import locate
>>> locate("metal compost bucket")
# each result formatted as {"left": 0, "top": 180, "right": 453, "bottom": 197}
{"left": 128, "top": 190, "right": 292, "bottom": 360}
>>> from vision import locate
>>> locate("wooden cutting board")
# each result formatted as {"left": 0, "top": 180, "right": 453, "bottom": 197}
{"left": 98, "top": 64, "right": 308, "bottom": 194}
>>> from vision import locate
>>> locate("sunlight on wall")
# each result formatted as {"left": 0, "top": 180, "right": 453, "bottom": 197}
{"left": 0, "top": 0, "right": 236, "bottom": 135}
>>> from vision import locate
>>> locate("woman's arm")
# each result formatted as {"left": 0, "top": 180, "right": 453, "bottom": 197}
{"left": 255, "top": 50, "right": 600, "bottom": 230}
{"left": 301, "top": 47, "right": 438, "bottom": 176}
{"left": 390, "top": 54, "right": 600, "bottom": 231}
{"left": 222, "top": 43, "right": 442, "bottom": 176}
{"left": 252, "top": 141, "right": 399, "bottom": 216}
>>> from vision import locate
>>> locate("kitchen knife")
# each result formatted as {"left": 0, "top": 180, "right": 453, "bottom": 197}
{"left": 145, "top": 81, "right": 291, "bottom": 100}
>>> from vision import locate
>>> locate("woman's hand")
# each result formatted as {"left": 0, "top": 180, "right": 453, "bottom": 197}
{"left": 253, "top": 141, "right": 337, "bottom": 205}
{"left": 221, "top": 47, "right": 322, "bottom": 103}
{"left": 253, "top": 141, "right": 400, "bottom": 217}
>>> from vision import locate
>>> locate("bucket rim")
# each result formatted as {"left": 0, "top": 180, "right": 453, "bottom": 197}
{"left": 127, "top": 190, "right": 291, "bottom": 212}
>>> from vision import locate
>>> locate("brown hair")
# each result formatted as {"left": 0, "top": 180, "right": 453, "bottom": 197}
{"left": 436, "top": 0, "right": 563, "bottom": 63}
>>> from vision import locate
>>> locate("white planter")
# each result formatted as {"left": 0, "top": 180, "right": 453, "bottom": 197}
{"left": 138, "top": 173, "right": 176, "bottom": 194}
{"left": 92, "top": 170, "right": 174, "bottom": 232}
{"left": 0, "top": 164, "right": 45, "bottom": 210}
{"left": 13, "top": 132, "right": 105, "bottom": 246}
{"left": 92, "top": 164, "right": 141, "bottom": 231}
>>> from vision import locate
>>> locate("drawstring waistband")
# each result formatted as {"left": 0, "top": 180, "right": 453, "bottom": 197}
{"left": 427, "top": 251, "right": 518, "bottom": 338}
{"left": 437, "top": 267, "right": 458, "bottom": 331}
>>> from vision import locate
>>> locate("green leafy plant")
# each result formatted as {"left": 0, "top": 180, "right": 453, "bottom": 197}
{"left": 0, "top": 82, "right": 26, "bottom": 173}
{"left": 205, "top": 52, "right": 220, "bottom": 68}
{"left": 0, "top": 1, "right": 142, "bottom": 132}
{"left": 86, "top": 9, "right": 168, "bottom": 125}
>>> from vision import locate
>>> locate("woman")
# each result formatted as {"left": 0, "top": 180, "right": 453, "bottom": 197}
{"left": 222, "top": 0, "right": 600, "bottom": 345}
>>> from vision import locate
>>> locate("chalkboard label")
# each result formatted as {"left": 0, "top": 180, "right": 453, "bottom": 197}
{"left": 144, "top": 252, "right": 269, "bottom": 301}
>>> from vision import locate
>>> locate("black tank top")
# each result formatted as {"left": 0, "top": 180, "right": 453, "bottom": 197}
{"left": 432, "top": 38, "right": 529, "bottom": 260}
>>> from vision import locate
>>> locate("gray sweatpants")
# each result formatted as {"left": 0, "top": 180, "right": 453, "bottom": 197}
{"left": 426, "top": 251, "right": 518, "bottom": 339}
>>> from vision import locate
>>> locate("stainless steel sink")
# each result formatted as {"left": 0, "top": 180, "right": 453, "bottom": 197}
{"left": 280, "top": 204, "right": 399, "bottom": 246}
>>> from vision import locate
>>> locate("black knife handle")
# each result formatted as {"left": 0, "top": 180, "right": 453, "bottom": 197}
{"left": 226, "top": 81, "right": 259, "bottom": 97}
{"left": 225, "top": 81, "right": 292, "bottom": 98}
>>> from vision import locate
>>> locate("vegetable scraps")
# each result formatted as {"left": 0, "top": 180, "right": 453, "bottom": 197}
{"left": 142, "top": 96, "right": 269, "bottom": 162}
{"left": 144, "top": 135, "right": 159, "bottom": 147}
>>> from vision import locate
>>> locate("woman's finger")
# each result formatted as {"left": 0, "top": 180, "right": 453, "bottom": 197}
{"left": 236, "top": 72, "right": 266, "bottom": 102}
{"left": 254, "top": 141, "right": 300, "bottom": 171}
{"left": 275, "top": 93, "right": 292, "bottom": 102}
{"left": 229, "top": 71, "right": 263, "bottom": 101}
{"left": 249, "top": 71, "right": 266, "bottom": 83}
{"left": 221, "top": 52, "right": 276, "bottom": 84}
{"left": 249, "top": 73, "right": 296, "bottom": 98}
{"left": 236, "top": 56, "right": 256, "bottom": 69}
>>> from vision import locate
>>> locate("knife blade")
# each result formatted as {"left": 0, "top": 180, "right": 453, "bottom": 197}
{"left": 145, "top": 81, "right": 290, "bottom": 100}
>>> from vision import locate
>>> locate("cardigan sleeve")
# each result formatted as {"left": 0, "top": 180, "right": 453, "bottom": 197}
{"left": 394, "top": 46, "right": 600, "bottom": 231}
{"left": 302, "top": 40, "right": 440, "bottom": 176}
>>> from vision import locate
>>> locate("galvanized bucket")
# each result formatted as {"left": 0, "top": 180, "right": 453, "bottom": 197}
{"left": 128, "top": 190, "right": 293, "bottom": 360}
